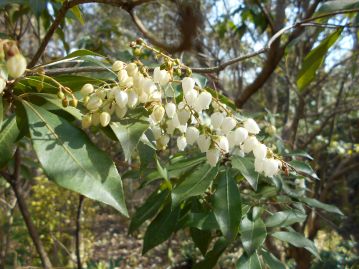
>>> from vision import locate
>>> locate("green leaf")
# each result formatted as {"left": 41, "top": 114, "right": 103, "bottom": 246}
{"left": 171, "top": 164, "right": 218, "bottom": 206}
{"left": 232, "top": 156, "right": 259, "bottom": 191}
{"left": 297, "top": 29, "right": 342, "bottom": 90}
{"left": 190, "top": 228, "right": 212, "bottom": 256}
{"left": 289, "top": 160, "right": 319, "bottom": 180}
{"left": 265, "top": 210, "right": 307, "bottom": 227}
{"left": 30, "top": 0, "right": 46, "bottom": 18}
{"left": 241, "top": 217, "right": 267, "bottom": 255}
{"left": 213, "top": 169, "right": 241, "bottom": 240}
{"left": 271, "top": 231, "right": 319, "bottom": 258}
{"left": 300, "top": 197, "right": 343, "bottom": 215}
{"left": 187, "top": 212, "right": 219, "bottom": 230}
{"left": 284, "top": 150, "right": 313, "bottom": 160}
{"left": 142, "top": 203, "right": 180, "bottom": 254}
{"left": 110, "top": 108, "right": 149, "bottom": 161}
{"left": 129, "top": 189, "right": 169, "bottom": 233}
{"left": 0, "top": 116, "right": 20, "bottom": 168}
{"left": 23, "top": 101, "right": 128, "bottom": 216}
{"left": 316, "top": 0, "right": 359, "bottom": 14}
{"left": 70, "top": 6, "right": 85, "bottom": 25}
{"left": 0, "top": 96, "right": 3, "bottom": 130}
{"left": 192, "top": 237, "right": 228, "bottom": 269}
{"left": 236, "top": 252, "right": 262, "bottom": 269}
{"left": 261, "top": 249, "right": 285, "bottom": 269}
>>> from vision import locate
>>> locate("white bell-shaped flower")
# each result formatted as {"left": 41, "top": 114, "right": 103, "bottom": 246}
{"left": 150, "top": 105, "right": 165, "bottom": 124}
{"left": 242, "top": 136, "right": 259, "bottom": 153}
{"left": 133, "top": 73, "right": 144, "bottom": 93}
{"left": 177, "top": 124, "right": 187, "bottom": 133}
{"left": 227, "top": 131, "right": 237, "bottom": 149}
{"left": 157, "top": 134, "right": 170, "bottom": 149}
{"left": 211, "top": 112, "right": 225, "bottom": 130}
{"left": 151, "top": 125, "right": 162, "bottom": 140}
{"left": 103, "top": 103, "right": 115, "bottom": 115}
{"left": 138, "top": 92, "right": 149, "bottom": 103}
{"left": 115, "top": 91, "right": 128, "bottom": 108}
{"left": 197, "top": 134, "right": 211, "bottom": 153}
{"left": 244, "top": 118, "right": 260, "bottom": 134}
{"left": 127, "top": 90, "right": 138, "bottom": 108}
{"left": 253, "top": 143, "right": 267, "bottom": 160}
{"left": 80, "top": 83, "right": 94, "bottom": 97}
{"left": 254, "top": 158, "right": 265, "bottom": 173}
{"left": 117, "top": 69, "right": 129, "bottom": 82}
{"left": 263, "top": 158, "right": 280, "bottom": 177}
{"left": 112, "top": 60, "right": 125, "bottom": 72}
{"left": 177, "top": 136, "right": 187, "bottom": 151}
{"left": 100, "top": 112, "right": 111, "bottom": 127}
{"left": 186, "top": 126, "right": 200, "bottom": 145}
{"left": 206, "top": 148, "right": 220, "bottom": 167}
{"left": 218, "top": 136, "right": 229, "bottom": 153}
{"left": 234, "top": 127, "right": 248, "bottom": 144}
{"left": 86, "top": 95, "right": 102, "bottom": 111}
{"left": 165, "top": 119, "right": 176, "bottom": 135}
{"left": 125, "top": 63, "right": 138, "bottom": 76}
{"left": 150, "top": 90, "right": 162, "bottom": 102}
{"left": 182, "top": 77, "right": 195, "bottom": 94}
{"left": 153, "top": 67, "right": 170, "bottom": 86}
{"left": 165, "top": 102, "right": 176, "bottom": 118}
{"left": 221, "top": 117, "right": 236, "bottom": 134}
{"left": 184, "top": 89, "right": 198, "bottom": 108}
{"left": 177, "top": 109, "right": 191, "bottom": 125}
{"left": 197, "top": 91, "right": 212, "bottom": 110}
{"left": 115, "top": 106, "right": 127, "bottom": 119}
{"left": 142, "top": 77, "right": 157, "bottom": 95}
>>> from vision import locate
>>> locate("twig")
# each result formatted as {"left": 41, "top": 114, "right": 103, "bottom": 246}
{"left": 75, "top": 195, "right": 85, "bottom": 269}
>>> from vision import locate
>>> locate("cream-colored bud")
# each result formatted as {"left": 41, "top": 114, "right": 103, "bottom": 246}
{"left": 244, "top": 118, "right": 260, "bottom": 134}
{"left": 197, "top": 134, "right": 211, "bottom": 153}
{"left": 165, "top": 102, "right": 176, "bottom": 118}
{"left": 81, "top": 114, "right": 92, "bottom": 129}
{"left": 80, "top": 83, "right": 94, "bottom": 97}
{"left": 115, "top": 106, "right": 127, "bottom": 119}
{"left": 86, "top": 95, "right": 102, "bottom": 111}
{"left": 150, "top": 105, "right": 165, "bottom": 124}
{"left": 6, "top": 54, "right": 27, "bottom": 78}
{"left": 112, "top": 60, "right": 125, "bottom": 72}
{"left": 206, "top": 148, "right": 220, "bottom": 167}
{"left": 126, "top": 63, "right": 138, "bottom": 76}
{"left": 177, "top": 136, "right": 187, "bottom": 151}
{"left": 100, "top": 112, "right": 111, "bottom": 127}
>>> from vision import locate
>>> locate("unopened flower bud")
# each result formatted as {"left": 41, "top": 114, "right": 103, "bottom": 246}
{"left": 112, "top": 60, "right": 125, "bottom": 72}
{"left": 100, "top": 112, "right": 111, "bottom": 127}
{"left": 151, "top": 105, "right": 165, "bottom": 124}
{"left": 62, "top": 98, "right": 69, "bottom": 107}
{"left": 115, "top": 91, "right": 128, "bottom": 108}
{"left": 244, "top": 118, "right": 260, "bottom": 134}
{"left": 126, "top": 63, "right": 138, "bottom": 76}
{"left": 115, "top": 106, "right": 127, "bottom": 119}
{"left": 6, "top": 54, "right": 27, "bottom": 78}
{"left": 197, "top": 134, "right": 211, "bottom": 153}
{"left": 211, "top": 112, "right": 225, "bottom": 130}
{"left": 206, "top": 148, "right": 220, "bottom": 167}
{"left": 70, "top": 98, "right": 78, "bottom": 107}
{"left": 57, "top": 90, "right": 65, "bottom": 100}
{"left": 165, "top": 102, "right": 176, "bottom": 118}
{"left": 81, "top": 114, "right": 92, "bottom": 129}
{"left": 177, "top": 136, "right": 187, "bottom": 151}
{"left": 265, "top": 125, "right": 276, "bottom": 135}
{"left": 186, "top": 126, "right": 200, "bottom": 145}
{"left": 182, "top": 77, "right": 195, "bottom": 94}
{"left": 118, "top": 69, "right": 129, "bottom": 82}
{"left": 80, "top": 83, "right": 94, "bottom": 97}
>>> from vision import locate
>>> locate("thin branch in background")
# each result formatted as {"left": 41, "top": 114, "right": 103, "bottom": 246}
{"left": 75, "top": 195, "right": 85, "bottom": 269}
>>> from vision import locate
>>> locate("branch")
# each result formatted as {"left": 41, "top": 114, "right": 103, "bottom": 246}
{"left": 28, "top": 0, "right": 153, "bottom": 68}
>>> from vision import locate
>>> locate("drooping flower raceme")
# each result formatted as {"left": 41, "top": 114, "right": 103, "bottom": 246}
{"left": 79, "top": 60, "right": 281, "bottom": 178}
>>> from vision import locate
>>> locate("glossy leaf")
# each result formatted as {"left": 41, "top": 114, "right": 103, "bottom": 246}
{"left": 297, "top": 29, "right": 342, "bottom": 90}
{"left": 129, "top": 190, "right": 169, "bottom": 233}
{"left": 0, "top": 116, "right": 20, "bottom": 168}
{"left": 241, "top": 217, "right": 267, "bottom": 255}
{"left": 300, "top": 197, "right": 343, "bottom": 215}
{"left": 213, "top": 169, "right": 241, "bottom": 240}
{"left": 236, "top": 252, "right": 262, "bottom": 269}
{"left": 23, "top": 101, "right": 128, "bottom": 216}
{"left": 265, "top": 210, "right": 307, "bottom": 227}
{"left": 71, "top": 6, "right": 84, "bottom": 25}
{"left": 110, "top": 108, "right": 149, "bottom": 161}
{"left": 271, "top": 231, "right": 319, "bottom": 258}
{"left": 290, "top": 160, "right": 319, "bottom": 180}
{"left": 316, "top": 0, "right": 359, "bottom": 14}
{"left": 261, "top": 249, "right": 285, "bottom": 269}
{"left": 232, "top": 156, "right": 259, "bottom": 191}
{"left": 142, "top": 203, "right": 180, "bottom": 254}
{"left": 187, "top": 212, "right": 219, "bottom": 230}
{"left": 171, "top": 164, "right": 218, "bottom": 206}
{"left": 192, "top": 237, "right": 228, "bottom": 269}
{"left": 190, "top": 228, "right": 212, "bottom": 256}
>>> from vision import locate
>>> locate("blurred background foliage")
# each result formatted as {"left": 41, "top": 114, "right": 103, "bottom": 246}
{"left": 0, "top": 0, "right": 358, "bottom": 268}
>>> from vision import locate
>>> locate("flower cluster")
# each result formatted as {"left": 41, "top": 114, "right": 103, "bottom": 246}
{"left": 79, "top": 57, "right": 281, "bottom": 177}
